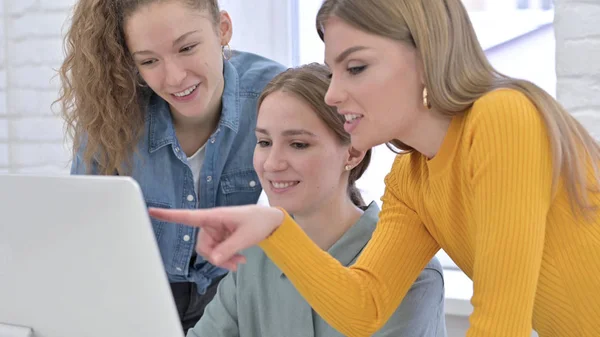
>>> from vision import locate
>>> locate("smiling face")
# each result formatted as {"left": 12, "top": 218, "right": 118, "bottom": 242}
{"left": 253, "top": 90, "right": 353, "bottom": 216}
{"left": 125, "top": 1, "right": 232, "bottom": 123}
{"left": 322, "top": 16, "right": 426, "bottom": 152}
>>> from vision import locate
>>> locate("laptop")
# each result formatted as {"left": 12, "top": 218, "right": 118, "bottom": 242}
{"left": 0, "top": 175, "right": 184, "bottom": 337}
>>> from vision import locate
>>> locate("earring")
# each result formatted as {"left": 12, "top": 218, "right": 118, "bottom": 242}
{"left": 222, "top": 44, "right": 232, "bottom": 60}
{"left": 344, "top": 164, "right": 352, "bottom": 171}
{"left": 422, "top": 87, "right": 431, "bottom": 109}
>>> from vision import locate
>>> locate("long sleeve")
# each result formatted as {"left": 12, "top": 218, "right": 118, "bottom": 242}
{"left": 259, "top": 166, "right": 440, "bottom": 337}
{"left": 187, "top": 272, "right": 240, "bottom": 337}
{"left": 466, "top": 90, "right": 553, "bottom": 336}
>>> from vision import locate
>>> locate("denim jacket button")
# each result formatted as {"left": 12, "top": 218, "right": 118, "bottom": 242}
{"left": 206, "top": 176, "right": 212, "bottom": 182}
{"left": 249, "top": 180, "right": 256, "bottom": 187}
{"left": 183, "top": 235, "right": 191, "bottom": 242}
{"left": 187, "top": 194, "right": 194, "bottom": 202}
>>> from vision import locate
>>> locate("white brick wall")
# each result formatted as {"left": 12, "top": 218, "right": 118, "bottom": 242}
{"left": 555, "top": 0, "right": 600, "bottom": 139}
{"left": 1, "top": 0, "right": 8, "bottom": 172}
{"left": 0, "top": 0, "right": 598, "bottom": 175}
{"left": 1, "top": 0, "right": 73, "bottom": 174}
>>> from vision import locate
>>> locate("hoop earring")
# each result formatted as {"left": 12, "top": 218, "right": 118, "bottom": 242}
{"left": 422, "top": 87, "right": 431, "bottom": 109}
{"left": 344, "top": 164, "right": 352, "bottom": 171}
{"left": 222, "top": 43, "right": 232, "bottom": 60}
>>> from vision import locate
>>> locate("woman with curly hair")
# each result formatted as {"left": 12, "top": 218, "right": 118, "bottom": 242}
{"left": 56, "top": 0, "right": 285, "bottom": 332}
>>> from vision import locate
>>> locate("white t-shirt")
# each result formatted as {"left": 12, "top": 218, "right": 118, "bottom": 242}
{"left": 257, "top": 190, "right": 270, "bottom": 206}
{"left": 187, "top": 143, "right": 207, "bottom": 199}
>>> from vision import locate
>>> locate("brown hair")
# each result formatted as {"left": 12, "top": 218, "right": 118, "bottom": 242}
{"left": 55, "top": 0, "right": 220, "bottom": 175}
{"left": 316, "top": 0, "right": 600, "bottom": 216}
{"left": 258, "top": 63, "right": 372, "bottom": 207}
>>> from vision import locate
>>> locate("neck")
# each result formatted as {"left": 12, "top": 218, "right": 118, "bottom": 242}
{"left": 401, "top": 108, "right": 453, "bottom": 159}
{"left": 293, "top": 194, "right": 364, "bottom": 251}
{"left": 171, "top": 80, "right": 224, "bottom": 157}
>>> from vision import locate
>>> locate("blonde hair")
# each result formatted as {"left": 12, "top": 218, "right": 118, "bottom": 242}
{"left": 316, "top": 0, "right": 600, "bottom": 216}
{"left": 56, "top": 0, "right": 220, "bottom": 175}
{"left": 258, "top": 63, "right": 373, "bottom": 207}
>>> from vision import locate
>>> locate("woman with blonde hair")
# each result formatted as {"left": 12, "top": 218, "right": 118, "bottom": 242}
{"left": 150, "top": 0, "right": 600, "bottom": 336}
{"left": 57, "top": 0, "right": 284, "bottom": 332}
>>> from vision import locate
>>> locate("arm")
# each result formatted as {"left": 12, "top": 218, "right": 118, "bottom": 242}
{"left": 375, "top": 261, "right": 446, "bottom": 337}
{"left": 466, "top": 90, "right": 552, "bottom": 336}
{"left": 258, "top": 165, "right": 441, "bottom": 337}
{"left": 187, "top": 272, "right": 240, "bottom": 337}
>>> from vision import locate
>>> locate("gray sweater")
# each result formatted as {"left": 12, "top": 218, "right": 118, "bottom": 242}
{"left": 188, "top": 202, "right": 447, "bottom": 337}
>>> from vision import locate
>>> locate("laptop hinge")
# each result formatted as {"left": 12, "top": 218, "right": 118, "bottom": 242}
{"left": 0, "top": 323, "right": 33, "bottom": 337}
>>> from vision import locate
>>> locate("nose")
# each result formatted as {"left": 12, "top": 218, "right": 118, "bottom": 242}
{"left": 324, "top": 74, "right": 346, "bottom": 107}
{"left": 262, "top": 146, "right": 288, "bottom": 172}
{"left": 164, "top": 58, "right": 187, "bottom": 87}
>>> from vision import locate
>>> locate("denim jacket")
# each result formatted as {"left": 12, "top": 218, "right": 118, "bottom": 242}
{"left": 71, "top": 51, "right": 286, "bottom": 293}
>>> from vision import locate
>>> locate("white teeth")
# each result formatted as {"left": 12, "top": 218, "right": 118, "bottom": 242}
{"left": 344, "top": 114, "right": 361, "bottom": 122}
{"left": 272, "top": 181, "right": 298, "bottom": 189}
{"left": 173, "top": 84, "right": 198, "bottom": 97}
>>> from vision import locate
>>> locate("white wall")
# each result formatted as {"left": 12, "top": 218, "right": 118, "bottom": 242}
{"left": 0, "top": 0, "right": 72, "bottom": 174}
{"left": 220, "top": 0, "right": 294, "bottom": 66}
{"left": 486, "top": 25, "right": 556, "bottom": 97}
{"left": 555, "top": 0, "right": 600, "bottom": 139}
{"left": 0, "top": 0, "right": 292, "bottom": 175}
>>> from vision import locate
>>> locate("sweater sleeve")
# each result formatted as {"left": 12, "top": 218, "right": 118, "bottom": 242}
{"left": 466, "top": 90, "right": 553, "bottom": 337}
{"left": 258, "top": 160, "right": 440, "bottom": 337}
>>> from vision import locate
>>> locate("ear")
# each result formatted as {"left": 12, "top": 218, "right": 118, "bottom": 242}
{"left": 345, "top": 146, "right": 366, "bottom": 170}
{"left": 219, "top": 11, "right": 233, "bottom": 46}
{"left": 415, "top": 49, "right": 426, "bottom": 85}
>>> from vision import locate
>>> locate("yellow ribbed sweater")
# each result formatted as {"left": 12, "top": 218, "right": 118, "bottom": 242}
{"left": 259, "top": 89, "right": 600, "bottom": 337}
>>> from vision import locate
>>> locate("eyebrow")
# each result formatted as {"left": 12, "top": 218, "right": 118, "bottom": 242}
{"left": 131, "top": 30, "right": 200, "bottom": 57}
{"left": 255, "top": 128, "right": 316, "bottom": 137}
{"left": 325, "top": 46, "right": 370, "bottom": 66}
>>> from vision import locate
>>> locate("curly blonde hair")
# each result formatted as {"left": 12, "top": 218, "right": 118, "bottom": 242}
{"left": 56, "top": 0, "right": 220, "bottom": 175}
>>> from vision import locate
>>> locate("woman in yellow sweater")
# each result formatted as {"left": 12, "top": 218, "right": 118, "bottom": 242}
{"left": 150, "top": 0, "right": 600, "bottom": 336}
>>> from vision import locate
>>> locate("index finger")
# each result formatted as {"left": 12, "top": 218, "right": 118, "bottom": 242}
{"left": 148, "top": 208, "right": 215, "bottom": 228}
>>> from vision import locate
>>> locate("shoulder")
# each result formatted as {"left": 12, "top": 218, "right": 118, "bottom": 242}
{"left": 460, "top": 88, "right": 550, "bottom": 158}
{"left": 467, "top": 88, "right": 544, "bottom": 132}
{"left": 228, "top": 50, "right": 287, "bottom": 95}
